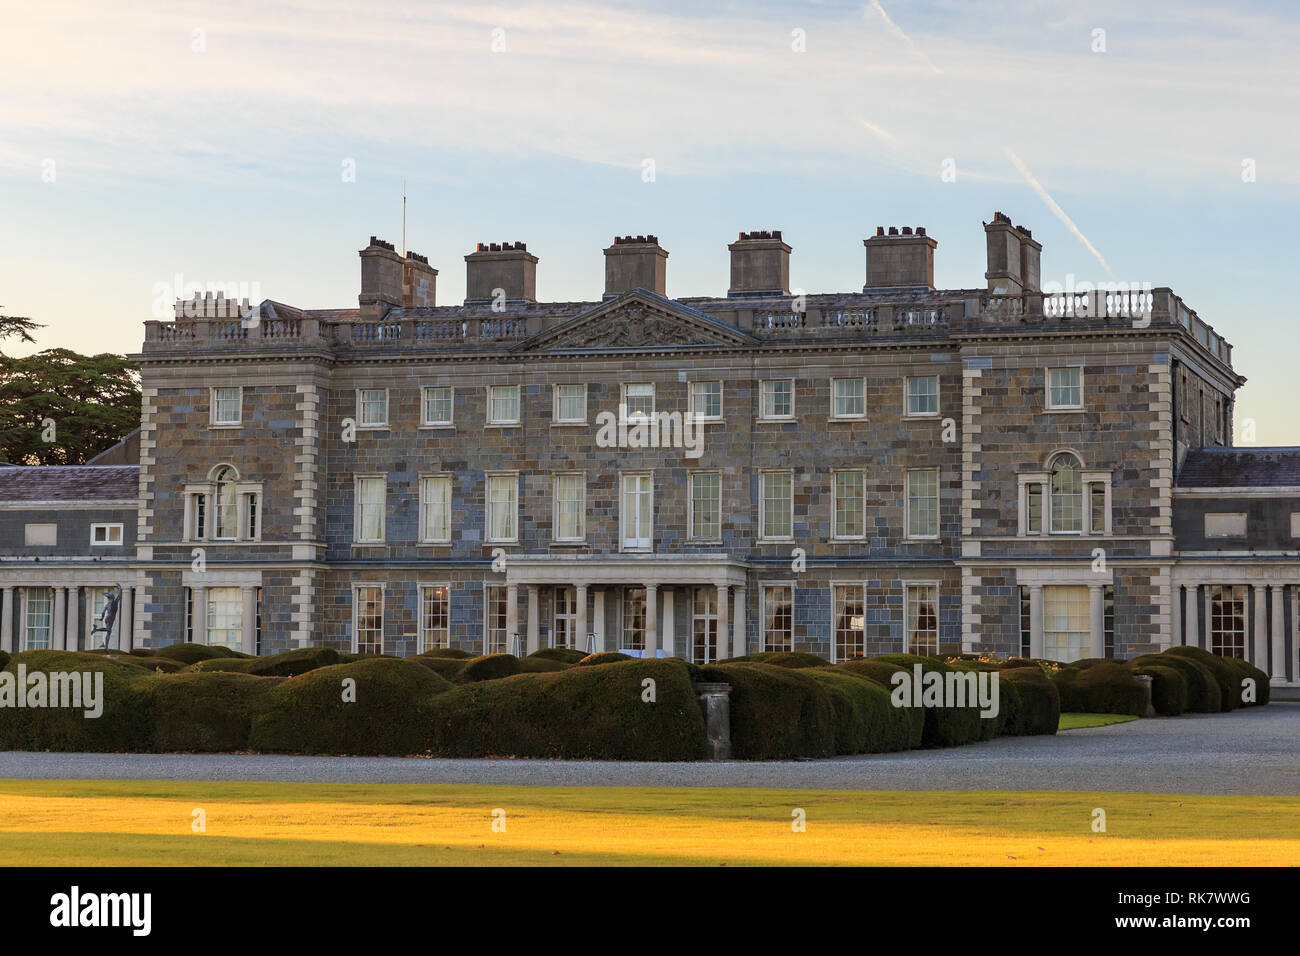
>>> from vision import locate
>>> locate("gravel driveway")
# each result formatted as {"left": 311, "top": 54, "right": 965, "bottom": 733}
{"left": 0, "top": 703, "right": 1295, "bottom": 796}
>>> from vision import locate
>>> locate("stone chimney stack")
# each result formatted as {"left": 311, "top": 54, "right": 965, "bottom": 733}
{"left": 862, "top": 226, "right": 937, "bottom": 291}
{"left": 727, "top": 230, "right": 791, "bottom": 297}
{"left": 402, "top": 250, "right": 438, "bottom": 308}
{"left": 984, "top": 212, "right": 1040, "bottom": 294}
{"left": 604, "top": 235, "right": 668, "bottom": 299}
{"left": 359, "top": 236, "right": 404, "bottom": 320}
{"left": 465, "top": 242, "right": 538, "bottom": 305}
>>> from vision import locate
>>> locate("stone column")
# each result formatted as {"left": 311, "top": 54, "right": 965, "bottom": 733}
{"left": 192, "top": 586, "right": 208, "bottom": 645}
{"left": 661, "top": 588, "right": 675, "bottom": 658}
{"left": 1291, "top": 586, "right": 1300, "bottom": 686}
{"left": 0, "top": 587, "right": 12, "bottom": 653}
{"left": 1089, "top": 585, "right": 1105, "bottom": 659}
{"left": 1271, "top": 584, "right": 1285, "bottom": 683}
{"left": 644, "top": 584, "right": 659, "bottom": 659}
{"left": 505, "top": 584, "right": 519, "bottom": 656}
{"left": 1185, "top": 585, "right": 1199, "bottom": 649}
{"left": 241, "top": 586, "right": 258, "bottom": 656}
{"left": 1253, "top": 585, "right": 1268, "bottom": 668}
{"left": 526, "top": 585, "right": 540, "bottom": 655}
{"left": 53, "top": 587, "right": 67, "bottom": 651}
{"left": 118, "top": 586, "right": 133, "bottom": 652}
{"left": 576, "top": 585, "right": 589, "bottom": 653}
{"left": 1029, "top": 585, "right": 1044, "bottom": 659}
{"left": 1171, "top": 584, "right": 1182, "bottom": 648}
{"left": 733, "top": 585, "right": 747, "bottom": 659}
{"left": 715, "top": 584, "right": 729, "bottom": 664}
{"left": 591, "top": 588, "right": 603, "bottom": 652}
{"left": 68, "top": 586, "right": 82, "bottom": 651}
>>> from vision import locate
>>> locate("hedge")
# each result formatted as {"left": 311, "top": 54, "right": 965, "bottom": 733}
{"left": 871, "top": 654, "right": 985, "bottom": 748}
{"left": 519, "top": 658, "right": 571, "bottom": 673}
{"left": 799, "top": 668, "right": 918, "bottom": 753}
{"left": 139, "top": 671, "right": 283, "bottom": 751}
{"left": 730, "top": 651, "right": 830, "bottom": 669}
{"left": 1052, "top": 661, "right": 1147, "bottom": 715}
{"left": 249, "top": 659, "right": 452, "bottom": 755}
{"left": 153, "top": 642, "right": 251, "bottom": 665}
{"left": 698, "top": 662, "right": 834, "bottom": 759}
{"left": 1130, "top": 663, "right": 1187, "bottom": 716}
{"left": 1000, "top": 667, "right": 1060, "bottom": 735}
{"left": 416, "top": 647, "right": 472, "bottom": 660}
{"left": 409, "top": 657, "right": 467, "bottom": 680}
{"left": 576, "top": 651, "right": 634, "bottom": 666}
{"left": 423, "top": 659, "right": 708, "bottom": 760}
{"left": 1129, "top": 653, "right": 1220, "bottom": 713}
{"left": 458, "top": 653, "right": 522, "bottom": 682}
{"left": 1165, "top": 646, "right": 1269, "bottom": 707}
{"left": 528, "top": 648, "right": 588, "bottom": 664}
{"left": 0, "top": 651, "right": 151, "bottom": 751}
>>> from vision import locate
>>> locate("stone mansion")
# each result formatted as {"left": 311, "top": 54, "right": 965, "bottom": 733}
{"left": 2, "top": 211, "right": 1298, "bottom": 685}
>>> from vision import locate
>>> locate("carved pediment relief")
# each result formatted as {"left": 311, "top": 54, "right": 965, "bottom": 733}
{"left": 515, "top": 294, "right": 752, "bottom": 352}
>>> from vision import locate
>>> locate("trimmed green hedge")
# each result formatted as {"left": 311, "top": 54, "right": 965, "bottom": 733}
{"left": 153, "top": 642, "right": 251, "bottom": 665}
{"left": 249, "top": 659, "right": 452, "bottom": 755}
{"left": 1052, "top": 661, "right": 1147, "bottom": 716}
{"left": 1129, "top": 653, "right": 1220, "bottom": 713}
{"left": 1130, "top": 664, "right": 1187, "bottom": 716}
{"left": 116, "top": 655, "right": 187, "bottom": 674}
{"left": 1165, "top": 646, "right": 1269, "bottom": 707}
{"left": 729, "top": 651, "right": 830, "bottom": 669}
{"left": 800, "top": 668, "right": 918, "bottom": 753}
{"left": 528, "top": 647, "right": 588, "bottom": 664}
{"left": 699, "top": 662, "right": 834, "bottom": 759}
{"left": 458, "top": 653, "right": 522, "bottom": 682}
{"left": 576, "top": 651, "right": 634, "bottom": 666}
{"left": 416, "top": 647, "right": 472, "bottom": 660}
{"left": 872, "top": 654, "right": 985, "bottom": 748}
{"left": 423, "top": 659, "right": 708, "bottom": 760}
{"left": 0, "top": 649, "right": 8, "bottom": 671}
{"left": 519, "top": 658, "right": 571, "bottom": 673}
{"left": 1000, "top": 667, "right": 1060, "bottom": 735}
{"left": 139, "top": 671, "right": 283, "bottom": 752}
{"left": 409, "top": 657, "right": 467, "bottom": 680}
{"left": 0, "top": 651, "right": 150, "bottom": 752}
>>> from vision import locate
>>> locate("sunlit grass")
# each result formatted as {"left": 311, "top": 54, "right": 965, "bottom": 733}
{"left": 0, "top": 779, "right": 1292, "bottom": 866}
{"left": 1059, "top": 713, "right": 1141, "bottom": 730}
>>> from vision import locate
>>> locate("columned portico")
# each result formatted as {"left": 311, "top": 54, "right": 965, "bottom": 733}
{"left": 1173, "top": 566, "right": 1300, "bottom": 685}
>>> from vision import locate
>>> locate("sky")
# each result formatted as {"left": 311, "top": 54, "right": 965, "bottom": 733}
{"left": 1, "top": 0, "right": 1297, "bottom": 442}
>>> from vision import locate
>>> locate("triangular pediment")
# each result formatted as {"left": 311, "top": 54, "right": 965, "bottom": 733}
{"left": 513, "top": 290, "right": 755, "bottom": 352}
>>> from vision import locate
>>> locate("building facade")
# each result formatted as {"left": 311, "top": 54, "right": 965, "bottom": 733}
{"left": 2, "top": 211, "right": 1297, "bottom": 685}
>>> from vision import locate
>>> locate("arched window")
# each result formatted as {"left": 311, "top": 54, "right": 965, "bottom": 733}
{"left": 214, "top": 466, "right": 238, "bottom": 539}
{"left": 1049, "top": 453, "right": 1082, "bottom": 533}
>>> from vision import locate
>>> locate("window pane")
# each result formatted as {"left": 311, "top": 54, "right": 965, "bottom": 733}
{"left": 485, "top": 586, "right": 508, "bottom": 654}
{"left": 833, "top": 379, "right": 864, "bottom": 417}
{"left": 215, "top": 467, "right": 238, "bottom": 539}
{"left": 360, "top": 389, "right": 387, "bottom": 425}
{"left": 764, "top": 585, "right": 793, "bottom": 652}
{"left": 553, "top": 588, "right": 578, "bottom": 649}
{"left": 1051, "top": 455, "right": 1083, "bottom": 532}
{"left": 555, "top": 384, "right": 585, "bottom": 422}
{"left": 907, "top": 376, "right": 939, "bottom": 416}
{"left": 1027, "top": 483, "right": 1043, "bottom": 534}
{"left": 421, "top": 476, "right": 450, "bottom": 541}
{"left": 423, "top": 387, "right": 452, "bottom": 424}
{"left": 834, "top": 584, "right": 865, "bottom": 661}
{"left": 355, "top": 586, "right": 383, "bottom": 654}
{"left": 691, "top": 587, "right": 718, "bottom": 664}
{"left": 834, "top": 471, "right": 865, "bottom": 537}
{"left": 489, "top": 386, "right": 519, "bottom": 423}
{"left": 1049, "top": 368, "right": 1082, "bottom": 408}
{"left": 691, "top": 381, "right": 722, "bottom": 419}
{"left": 555, "top": 474, "right": 584, "bottom": 540}
{"left": 1043, "top": 586, "right": 1090, "bottom": 662}
{"left": 24, "top": 587, "right": 52, "bottom": 650}
{"left": 763, "top": 380, "right": 792, "bottom": 418}
{"left": 762, "top": 473, "right": 793, "bottom": 538}
{"left": 908, "top": 585, "right": 939, "bottom": 654}
{"left": 207, "top": 587, "right": 242, "bottom": 649}
{"left": 907, "top": 469, "right": 939, "bottom": 537}
{"left": 622, "top": 587, "right": 646, "bottom": 651}
{"left": 214, "top": 387, "right": 240, "bottom": 424}
{"left": 488, "top": 475, "right": 517, "bottom": 540}
{"left": 1209, "top": 585, "right": 1247, "bottom": 658}
{"left": 1090, "top": 482, "right": 1106, "bottom": 534}
{"left": 421, "top": 586, "right": 449, "bottom": 651}
{"left": 625, "top": 383, "right": 654, "bottom": 418}
{"left": 691, "top": 472, "right": 720, "bottom": 539}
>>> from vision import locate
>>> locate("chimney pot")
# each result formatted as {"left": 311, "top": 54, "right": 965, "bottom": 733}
{"left": 465, "top": 240, "right": 539, "bottom": 304}
{"left": 862, "top": 226, "right": 937, "bottom": 291}
{"left": 727, "top": 229, "right": 791, "bottom": 298}
{"left": 604, "top": 234, "right": 668, "bottom": 297}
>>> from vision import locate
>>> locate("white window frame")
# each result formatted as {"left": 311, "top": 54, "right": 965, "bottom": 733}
{"left": 621, "top": 383, "right": 655, "bottom": 420}
{"left": 905, "top": 468, "right": 940, "bottom": 540}
{"left": 353, "top": 584, "right": 384, "bottom": 654}
{"left": 206, "top": 586, "right": 243, "bottom": 649}
{"left": 485, "top": 471, "right": 519, "bottom": 544}
{"left": 1045, "top": 366, "right": 1084, "bottom": 411}
{"left": 21, "top": 587, "right": 53, "bottom": 651}
{"left": 210, "top": 386, "right": 242, "bottom": 426}
{"left": 354, "top": 475, "right": 387, "bottom": 544}
{"left": 759, "top": 378, "right": 795, "bottom": 421}
{"left": 486, "top": 385, "right": 521, "bottom": 426}
{"left": 90, "top": 523, "right": 124, "bottom": 547}
{"left": 688, "top": 381, "right": 723, "bottom": 422}
{"left": 552, "top": 384, "right": 588, "bottom": 425}
{"left": 831, "top": 581, "right": 866, "bottom": 664}
{"left": 418, "top": 474, "right": 453, "bottom": 544}
{"left": 688, "top": 470, "right": 722, "bottom": 541}
{"left": 1017, "top": 462, "right": 1111, "bottom": 536}
{"left": 420, "top": 386, "right": 454, "bottom": 428}
{"left": 831, "top": 469, "right": 867, "bottom": 541}
{"left": 620, "top": 472, "right": 654, "bottom": 552}
{"left": 761, "top": 582, "right": 795, "bottom": 653}
{"left": 904, "top": 581, "right": 940, "bottom": 655}
{"left": 759, "top": 470, "right": 795, "bottom": 542}
{"left": 483, "top": 584, "right": 509, "bottom": 654}
{"left": 552, "top": 472, "right": 586, "bottom": 543}
{"left": 356, "top": 387, "right": 389, "bottom": 429}
{"left": 904, "top": 375, "right": 940, "bottom": 419}
{"left": 830, "top": 377, "right": 866, "bottom": 421}
{"left": 419, "top": 584, "right": 451, "bottom": 651}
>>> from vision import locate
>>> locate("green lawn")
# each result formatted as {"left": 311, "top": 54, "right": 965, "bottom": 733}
{"left": 1059, "top": 712, "right": 1140, "bottom": 731}
{"left": 0, "top": 779, "right": 1291, "bottom": 866}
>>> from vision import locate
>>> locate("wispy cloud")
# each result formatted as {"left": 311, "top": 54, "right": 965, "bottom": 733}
{"left": 866, "top": 0, "right": 943, "bottom": 74}
{"left": 1005, "top": 149, "right": 1110, "bottom": 274}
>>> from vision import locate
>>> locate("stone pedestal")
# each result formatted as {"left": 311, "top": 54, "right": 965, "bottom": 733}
{"left": 694, "top": 682, "right": 732, "bottom": 760}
